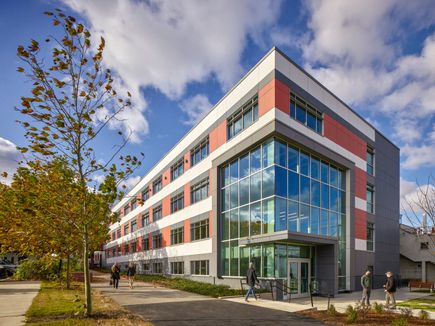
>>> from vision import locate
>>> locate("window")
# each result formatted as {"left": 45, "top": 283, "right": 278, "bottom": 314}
{"left": 142, "top": 237, "right": 150, "bottom": 251}
{"left": 117, "top": 246, "right": 121, "bottom": 256}
{"left": 191, "top": 260, "right": 209, "bottom": 275}
{"left": 123, "top": 205, "right": 130, "bottom": 216}
{"left": 171, "top": 227, "right": 184, "bottom": 245}
{"left": 191, "top": 178, "right": 209, "bottom": 204}
{"left": 171, "top": 158, "right": 184, "bottom": 181}
{"left": 190, "top": 219, "right": 209, "bottom": 241}
{"left": 191, "top": 137, "right": 209, "bottom": 166}
{"left": 227, "top": 96, "right": 258, "bottom": 140}
{"left": 367, "top": 184, "right": 374, "bottom": 213}
{"left": 123, "top": 224, "right": 129, "bottom": 235}
{"left": 141, "top": 212, "right": 149, "bottom": 227}
{"left": 367, "top": 146, "right": 374, "bottom": 176}
{"left": 131, "top": 240, "right": 137, "bottom": 253}
{"left": 143, "top": 263, "right": 150, "bottom": 273}
{"left": 171, "top": 261, "right": 184, "bottom": 275}
{"left": 153, "top": 262, "right": 163, "bottom": 274}
{"left": 171, "top": 192, "right": 184, "bottom": 213}
{"left": 131, "top": 220, "right": 137, "bottom": 233}
{"left": 290, "top": 93, "right": 322, "bottom": 134}
{"left": 153, "top": 177, "right": 162, "bottom": 194}
{"left": 421, "top": 242, "right": 429, "bottom": 250}
{"left": 153, "top": 205, "right": 162, "bottom": 221}
{"left": 116, "top": 228, "right": 121, "bottom": 239}
{"left": 142, "top": 187, "right": 150, "bottom": 203}
{"left": 152, "top": 233, "right": 162, "bottom": 249}
{"left": 111, "top": 231, "right": 116, "bottom": 240}
{"left": 367, "top": 222, "right": 375, "bottom": 251}
{"left": 131, "top": 198, "right": 137, "bottom": 210}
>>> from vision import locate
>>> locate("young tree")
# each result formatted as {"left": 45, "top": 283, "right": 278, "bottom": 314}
{"left": 15, "top": 10, "right": 143, "bottom": 315}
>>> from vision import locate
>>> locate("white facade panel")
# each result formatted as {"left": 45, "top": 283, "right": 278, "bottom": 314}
{"left": 355, "top": 197, "right": 367, "bottom": 212}
{"left": 355, "top": 239, "right": 367, "bottom": 251}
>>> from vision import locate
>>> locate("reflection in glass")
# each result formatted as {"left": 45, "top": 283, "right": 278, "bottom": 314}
{"left": 300, "top": 176, "right": 310, "bottom": 204}
{"left": 239, "top": 178, "right": 250, "bottom": 206}
{"left": 250, "top": 147, "right": 261, "bottom": 173}
{"left": 275, "top": 166, "right": 287, "bottom": 198}
{"left": 230, "top": 209, "right": 239, "bottom": 239}
{"left": 263, "top": 140, "right": 274, "bottom": 168}
{"left": 275, "top": 140, "right": 287, "bottom": 167}
{"left": 262, "top": 199, "right": 274, "bottom": 234}
{"left": 288, "top": 146, "right": 298, "bottom": 172}
{"left": 288, "top": 200, "right": 298, "bottom": 232}
{"left": 250, "top": 202, "right": 262, "bottom": 236}
{"left": 300, "top": 204, "right": 310, "bottom": 233}
{"left": 250, "top": 172, "right": 261, "bottom": 202}
{"left": 275, "top": 197, "right": 287, "bottom": 231}
{"left": 300, "top": 152, "right": 309, "bottom": 176}
{"left": 239, "top": 205, "right": 249, "bottom": 237}
{"left": 230, "top": 160, "right": 238, "bottom": 183}
{"left": 262, "top": 166, "right": 275, "bottom": 198}
{"left": 240, "top": 154, "right": 249, "bottom": 179}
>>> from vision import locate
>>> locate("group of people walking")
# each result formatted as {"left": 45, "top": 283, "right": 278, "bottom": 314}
{"left": 110, "top": 262, "right": 136, "bottom": 289}
{"left": 361, "top": 270, "right": 397, "bottom": 308}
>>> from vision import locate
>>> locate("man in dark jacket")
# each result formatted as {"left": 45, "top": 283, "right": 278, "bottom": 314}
{"left": 360, "top": 270, "right": 371, "bottom": 306}
{"left": 245, "top": 262, "right": 259, "bottom": 302}
{"left": 127, "top": 263, "right": 136, "bottom": 289}
{"left": 384, "top": 271, "right": 396, "bottom": 308}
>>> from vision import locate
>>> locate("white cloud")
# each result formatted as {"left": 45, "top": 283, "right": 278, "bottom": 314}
{"left": 401, "top": 144, "right": 435, "bottom": 170}
{"left": 299, "top": 0, "right": 435, "bottom": 170}
{"left": 63, "top": 0, "right": 281, "bottom": 142}
{"left": 180, "top": 94, "right": 212, "bottom": 126}
{"left": 119, "top": 175, "right": 141, "bottom": 191}
{"left": 0, "top": 137, "right": 22, "bottom": 185}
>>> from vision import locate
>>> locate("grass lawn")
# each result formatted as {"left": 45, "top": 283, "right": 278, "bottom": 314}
{"left": 134, "top": 274, "right": 263, "bottom": 298}
{"left": 25, "top": 281, "right": 151, "bottom": 325}
{"left": 397, "top": 297, "right": 435, "bottom": 312}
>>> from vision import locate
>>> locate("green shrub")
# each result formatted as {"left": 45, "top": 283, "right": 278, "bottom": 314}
{"left": 418, "top": 310, "right": 429, "bottom": 320}
{"left": 391, "top": 317, "right": 408, "bottom": 326}
{"left": 134, "top": 275, "right": 244, "bottom": 297}
{"left": 327, "top": 304, "right": 337, "bottom": 316}
{"left": 13, "top": 257, "right": 62, "bottom": 281}
{"left": 345, "top": 305, "right": 358, "bottom": 324}
{"left": 372, "top": 302, "right": 384, "bottom": 313}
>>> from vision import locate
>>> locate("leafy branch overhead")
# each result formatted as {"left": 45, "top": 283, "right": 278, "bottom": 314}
{"left": 13, "top": 9, "right": 145, "bottom": 316}
{"left": 16, "top": 9, "right": 143, "bottom": 188}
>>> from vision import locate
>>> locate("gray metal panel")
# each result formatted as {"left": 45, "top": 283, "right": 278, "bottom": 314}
{"left": 190, "top": 212, "right": 209, "bottom": 224}
{"left": 373, "top": 130, "right": 400, "bottom": 284}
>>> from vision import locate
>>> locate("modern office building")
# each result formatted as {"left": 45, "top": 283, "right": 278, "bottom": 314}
{"left": 103, "top": 47, "right": 400, "bottom": 296}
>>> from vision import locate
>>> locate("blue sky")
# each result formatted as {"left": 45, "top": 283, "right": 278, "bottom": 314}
{"left": 1, "top": 0, "right": 435, "bottom": 214}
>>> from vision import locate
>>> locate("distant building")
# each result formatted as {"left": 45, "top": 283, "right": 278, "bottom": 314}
{"left": 400, "top": 224, "right": 435, "bottom": 282}
{"left": 102, "top": 47, "right": 400, "bottom": 296}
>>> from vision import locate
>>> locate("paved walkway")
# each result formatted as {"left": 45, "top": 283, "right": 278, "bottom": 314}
{"left": 0, "top": 281, "right": 40, "bottom": 326}
{"left": 92, "top": 278, "right": 325, "bottom": 326}
{"left": 226, "top": 287, "right": 435, "bottom": 319}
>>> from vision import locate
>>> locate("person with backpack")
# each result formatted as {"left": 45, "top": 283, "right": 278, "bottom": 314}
{"left": 127, "top": 263, "right": 136, "bottom": 289}
{"left": 245, "top": 262, "right": 259, "bottom": 302}
{"left": 384, "top": 271, "right": 396, "bottom": 308}
{"left": 360, "top": 270, "right": 372, "bottom": 306}
{"left": 111, "top": 262, "right": 120, "bottom": 289}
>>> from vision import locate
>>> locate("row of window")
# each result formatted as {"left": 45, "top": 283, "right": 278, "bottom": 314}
{"left": 113, "top": 178, "right": 210, "bottom": 241}
{"left": 120, "top": 135, "right": 210, "bottom": 217}
{"left": 107, "top": 219, "right": 210, "bottom": 257}
{"left": 222, "top": 139, "right": 346, "bottom": 190}
{"left": 142, "top": 260, "right": 209, "bottom": 276}
{"left": 290, "top": 93, "right": 323, "bottom": 134}
{"left": 227, "top": 96, "right": 258, "bottom": 140}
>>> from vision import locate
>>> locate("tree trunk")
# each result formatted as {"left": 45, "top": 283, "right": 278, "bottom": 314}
{"left": 66, "top": 254, "right": 71, "bottom": 290}
{"left": 83, "top": 225, "right": 92, "bottom": 316}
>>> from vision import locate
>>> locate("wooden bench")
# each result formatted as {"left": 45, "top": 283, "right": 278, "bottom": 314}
{"left": 408, "top": 280, "right": 434, "bottom": 291}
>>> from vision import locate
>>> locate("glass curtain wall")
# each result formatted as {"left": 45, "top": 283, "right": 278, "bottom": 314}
{"left": 220, "top": 137, "right": 347, "bottom": 289}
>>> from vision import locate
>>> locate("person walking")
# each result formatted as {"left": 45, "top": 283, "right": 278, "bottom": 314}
{"left": 360, "top": 270, "right": 372, "bottom": 306}
{"left": 245, "top": 262, "right": 259, "bottom": 302}
{"left": 111, "top": 262, "right": 120, "bottom": 289}
{"left": 127, "top": 263, "right": 136, "bottom": 289}
{"left": 384, "top": 271, "right": 396, "bottom": 308}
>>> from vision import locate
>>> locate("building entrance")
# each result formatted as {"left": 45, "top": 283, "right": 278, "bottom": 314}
{"left": 287, "top": 258, "right": 311, "bottom": 298}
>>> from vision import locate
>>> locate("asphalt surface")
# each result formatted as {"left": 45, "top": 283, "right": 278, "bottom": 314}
{"left": 94, "top": 279, "right": 325, "bottom": 326}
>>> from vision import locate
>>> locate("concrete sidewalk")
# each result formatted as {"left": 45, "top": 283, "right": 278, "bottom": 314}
{"left": 225, "top": 287, "right": 435, "bottom": 319}
{"left": 0, "top": 281, "right": 40, "bottom": 326}
{"left": 92, "top": 279, "right": 326, "bottom": 325}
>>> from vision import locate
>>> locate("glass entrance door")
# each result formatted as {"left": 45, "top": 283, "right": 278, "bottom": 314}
{"left": 287, "top": 259, "right": 311, "bottom": 298}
